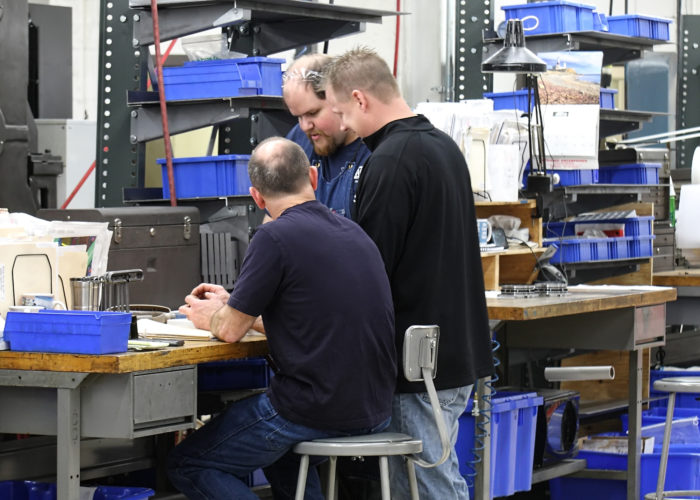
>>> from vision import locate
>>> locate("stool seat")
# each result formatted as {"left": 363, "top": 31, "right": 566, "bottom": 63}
{"left": 653, "top": 376, "right": 700, "bottom": 394}
{"left": 294, "top": 432, "right": 422, "bottom": 457}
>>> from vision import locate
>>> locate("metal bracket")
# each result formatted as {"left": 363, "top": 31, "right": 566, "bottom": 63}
{"left": 113, "top": 218, "right": 123, "bottom": 244}
{"left": 184, "top": 216, "right": 192, "bottom": 240}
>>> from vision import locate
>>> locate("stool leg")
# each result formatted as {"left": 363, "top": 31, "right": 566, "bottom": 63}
{"left": 656, "top": 392, "right": 676, "bottom": 500}
{"left": 406, "top": 458, "right": 419, "bottom": 500}
{"left": 295, "top": 454, "right": 310, "bottom": 500}
{"left": 379, "top": 456, "right": 391, "bottom": 500}
{"left": 326, "top": 456, "right": 338, "bottom": 500}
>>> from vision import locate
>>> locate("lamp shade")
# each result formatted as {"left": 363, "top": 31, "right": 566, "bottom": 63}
{"left": 481, "top": 19, "right": 547, "bottom": 74}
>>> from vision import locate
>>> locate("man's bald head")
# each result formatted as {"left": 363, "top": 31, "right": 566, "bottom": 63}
{"left": 247, "top": 137, "right": 311, "bottom": 197}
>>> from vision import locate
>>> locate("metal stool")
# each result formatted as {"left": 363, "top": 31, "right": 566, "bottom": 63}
{"left": 644, "top": 376, "right": 700, "bottom": 500}
{"left": 293, "top": 325, "right": 451, "bottom": 500}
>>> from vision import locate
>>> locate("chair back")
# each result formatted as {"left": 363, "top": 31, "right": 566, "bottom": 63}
{"left": 403, "top": 325, "right": 451, "bottom": 468}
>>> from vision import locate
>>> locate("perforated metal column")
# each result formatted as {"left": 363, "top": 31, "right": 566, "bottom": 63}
{"left": 677, "top": 15, "right": 700, "bottom": 170}
{"left": 96, "top": 0, "right": 148, "bottom": 207}
{"left": 454, "top": 0, "right": 492, "bottom": 101}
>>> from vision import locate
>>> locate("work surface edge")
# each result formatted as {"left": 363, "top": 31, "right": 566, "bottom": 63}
{"left": 0, "top": 336, "right": 268, "bottom": 373}
{"left": 487, "top": 286, "right": 677, "bottom": 321}
{"left": 653, "top": 269, "right": 700, "bottom": 287}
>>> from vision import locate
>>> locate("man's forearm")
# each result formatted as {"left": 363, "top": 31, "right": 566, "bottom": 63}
{"left": 210, "top": 304, "right": 256, "bottom": 343}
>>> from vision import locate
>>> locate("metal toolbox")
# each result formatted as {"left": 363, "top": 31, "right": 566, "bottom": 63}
{"left": 37, "top": 207, "right": 200, "bottom": 309}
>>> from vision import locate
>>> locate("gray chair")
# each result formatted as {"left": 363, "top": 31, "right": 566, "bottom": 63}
{"left": 644, "top": 376, "right": 700, "bottom": 500}
{"left": 293, "top": 325, "right": 451, "bottom": 500}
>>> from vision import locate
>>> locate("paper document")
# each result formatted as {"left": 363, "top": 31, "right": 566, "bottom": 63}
{"left": 138, "top": 318, "right": 214, "bottom": 339}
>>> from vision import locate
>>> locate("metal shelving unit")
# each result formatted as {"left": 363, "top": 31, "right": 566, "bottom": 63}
{"left": 97, "top": 0, "right": 398, "bottom": 206}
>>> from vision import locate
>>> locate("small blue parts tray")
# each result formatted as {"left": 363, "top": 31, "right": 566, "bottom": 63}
{"left": 4, "top": 310, "right": 132, "bottom": 354}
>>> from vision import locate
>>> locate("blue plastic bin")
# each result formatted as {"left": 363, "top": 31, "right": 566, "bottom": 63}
{"left": 3, "top": 310, "right": 131, "bottom": 354}
{"left": 600, "top": 88, "right": 617, "bottom": 109}
{"left": 456, "top": 391, "right": 543, "bottom": 499}
{"left": 198, "top": 357, "right": 270, "bottom": 392}
{"left": 544, "top": 216, "right": 654, "bottom": 238}
{"left": 607, "top": 14, "right": 672, "bottom": 40}
{"left": 162, "top": 57, "right": 284, "bottom": 100}
{"left": 158, "top": 154, "right": 251, "bottom": 199}
{"left": 502, "top": 1, "right": 595, "bottom": 35}
{"left": 483, "top": 89, "right": 531, "bottom": 113}
{"left": 0, "top": 481, "right": 154, "bottom": 500}
{"left": 543, "top": 236, "right": 611, "bottom": 263}
{"left": 599, "top": 162, "right": 661, "bottom": 185}
{"left": 628, "top": 235, "right": 655, "bottom": 258}
{"left": 522, "top": 164, "right": 598, "bottom": 187}
{"left": 649, "top": 369, "right": 700, "bottom": 409}
{"left": 621, "top": 407, "right": 700, "bottom": 433}
{"left": 549, "top": 449, "right": 700, "bottom": 500}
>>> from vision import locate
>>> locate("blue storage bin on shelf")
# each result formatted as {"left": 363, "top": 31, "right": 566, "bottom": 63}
{"left": 0, "top": 481, "right": 154, "bottom": 500}
{"left": 456, "top": 391, "right": 543, "bottom": 499}
{"left": 483, "top": 89, "right": 531, "bottom": 113}
{"left": 198, "top": 357, "right": 270, "bottom": 392}
{"left": 599, "top": 162, "right": 661, "bottom": 185}
{"left": 600, "top": 88, "right": 617, "bottom": 109}
{"left": 522, "top": 164, "right": 598, "bottom": 187}
{"left": 543, "top": 237, "right": 611, "bottom": 263}
{"left": 628, "top": 235, "right": 655, "bottom": 258}
{"left": 158, "top": 154, "right": 251, "bottom": 199}
{"left": 3, "top": 310, "right": 131, "bottom": 354}
{"left": 549, "top": 449, "right": 700, "bottom": 500}
{"left": 544, "top": 216, "right": 654, "bottom": 239}
{"left": 162, "top": 57, "right": 284, "bottom": 101}
{"left": 649, "top": 369, "right": 700, "bottom": 408}
{"left": 607, "top": 14, "right": 672, "bottom": 40}
{"left": 502, "top": 1, "right": 595, "bottom": 35}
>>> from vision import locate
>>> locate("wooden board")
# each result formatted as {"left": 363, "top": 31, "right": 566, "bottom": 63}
{"left": 0, "top": 336, "right": 268, "bottom": 374}
{"left": 587, "top": 260, "right": 654, "bottom": 286}
{"left": 560, "top": 349, "right": 650, "bottom": 404}
{"left": 487, "top": 285, "right": 677, "bottom": 321}
{"left": 653, "top": 269, "right": 700, "bottom": 287}
{"left": 481, "top": 253, "right": 499, "bottom": 291}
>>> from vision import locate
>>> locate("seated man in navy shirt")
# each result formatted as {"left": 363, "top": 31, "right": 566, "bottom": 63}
{"left": 168, "top": 137, "right": 397, "bottom": 500}
{"left": 283, "top": 53, "right": 370, "bottom": 218}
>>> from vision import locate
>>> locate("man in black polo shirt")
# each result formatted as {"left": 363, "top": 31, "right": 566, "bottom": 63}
{"left": 168, "top": 137, "right": 397, "bottom": 500}
{"left": 325, "top": 47, "right": 494, "bottom": 499}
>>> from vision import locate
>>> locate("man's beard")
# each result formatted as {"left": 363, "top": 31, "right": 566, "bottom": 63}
{"left": 308, "top": 131, "right": 341, "bottom": 156}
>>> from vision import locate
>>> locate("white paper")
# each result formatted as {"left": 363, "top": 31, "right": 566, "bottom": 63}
{"left": 541, "top": 104, "right": 600, "bottom": 161}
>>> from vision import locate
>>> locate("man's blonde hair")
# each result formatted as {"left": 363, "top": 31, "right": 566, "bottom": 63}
{"left": 324, "top": 46, "right": 400, "bottom": 104}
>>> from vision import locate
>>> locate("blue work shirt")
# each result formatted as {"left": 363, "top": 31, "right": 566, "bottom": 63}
{"left": 287, "top": 124, "right": 371, "bottom": 219}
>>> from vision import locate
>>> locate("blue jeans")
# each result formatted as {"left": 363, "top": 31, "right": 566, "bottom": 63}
{"left": 167, "top": 392, "right": 389, "bottom": 500}
{"left": 387, "top": 385, "right": 473, "bottom": 500}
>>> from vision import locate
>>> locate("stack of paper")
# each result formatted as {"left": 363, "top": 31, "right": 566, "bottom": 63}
{"left": 137, "top": 317, "right": 214, "bottom": 340}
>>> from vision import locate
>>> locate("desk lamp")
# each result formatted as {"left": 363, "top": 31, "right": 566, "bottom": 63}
{"left": 482, "top": 19, "right": 552, "bottom": 193}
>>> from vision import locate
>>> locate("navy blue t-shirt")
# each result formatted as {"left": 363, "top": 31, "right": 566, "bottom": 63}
{"left": 287, "top": 124, "right": 371, "bottom": 219}
{"left": 228, "top": 200, "right": 396, "bottom": 430}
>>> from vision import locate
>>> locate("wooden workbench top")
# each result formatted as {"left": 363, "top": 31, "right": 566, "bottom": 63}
{"left": 487, "top": 285, "right": 677, "bottom": 321}
{"left": 0, "top": 335, "right": 268, "bottom": 374}
{"left": 653, "top": 269, "right": 700, "bottom": 287}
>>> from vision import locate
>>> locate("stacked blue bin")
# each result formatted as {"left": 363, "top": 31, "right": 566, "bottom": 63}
{"left": 455, "top": 391, "right": 543, "bottom": 499}
{"left": 162, "top": 57, "right": 284, "bottom": 101}
{"left": 158, "top": 154, "right": 251, "bottom": 199}
{"left": 0, "top": 481, "right": 154, "bottom": 500}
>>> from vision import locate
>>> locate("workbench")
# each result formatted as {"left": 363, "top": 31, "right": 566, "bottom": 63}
{"left": 653, "top": 269, "right": 700, "bottom": 325}
{"left": 0, "top": 336, "right": 268, "bottom": 500}
{"left": 474, "top": 285, "right": 676, "bottom": 500}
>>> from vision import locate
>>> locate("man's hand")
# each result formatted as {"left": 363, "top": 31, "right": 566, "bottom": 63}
{"left": 179, "top": 282, "right": 256, "bottom": 342}
{"left": 179, "top": 289, "right": 226, "bottom": 331}
{"left": 189, "top": 283, "right": 230, "bottom": 303}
